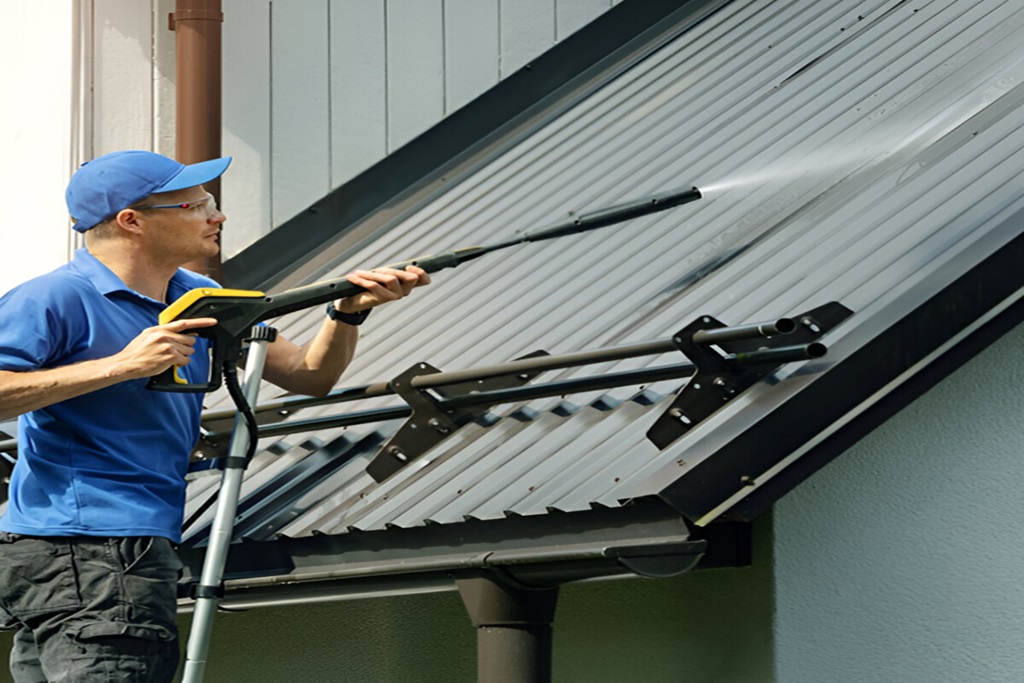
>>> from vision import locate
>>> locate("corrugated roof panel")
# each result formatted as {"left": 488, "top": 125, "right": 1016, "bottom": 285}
{"left": 185, "top": 0, "right": 1024, "bottom": 544}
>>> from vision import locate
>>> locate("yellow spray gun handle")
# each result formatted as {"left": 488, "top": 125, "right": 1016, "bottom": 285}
{"left": 149, "top": 288, "right": 267, "bottom": 392}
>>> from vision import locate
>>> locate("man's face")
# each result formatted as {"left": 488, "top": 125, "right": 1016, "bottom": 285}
{"left": 133, "top": 186, "right": 226, "bottom": 265}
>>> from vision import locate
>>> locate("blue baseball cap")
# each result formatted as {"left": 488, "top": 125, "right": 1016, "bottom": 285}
{"left": 66, "top": 150, "right": 232, "bottom": 232}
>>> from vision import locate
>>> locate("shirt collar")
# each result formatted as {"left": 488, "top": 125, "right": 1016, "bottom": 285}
{"left": 70, "top": 248, "right": 195, "bottom": 306}
{"left": 71, "top": 248, "right": 130, "bottom": 296}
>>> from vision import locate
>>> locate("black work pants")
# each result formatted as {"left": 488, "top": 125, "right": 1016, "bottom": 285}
{"left": 0, "top": 533, "right": 181, "bottom": 682}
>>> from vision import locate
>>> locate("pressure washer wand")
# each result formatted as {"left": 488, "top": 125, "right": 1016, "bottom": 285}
{"left": 483, "top": 185, "right": 704, "bottom": 251}
{"left": 270, "top": 185, "right": 704, "bottom": 309}
{"left": 149, "top": 186, "right": 702, "bottom": 393}
{"left": 263, "top": 186, "right": 703, "bottom": 314}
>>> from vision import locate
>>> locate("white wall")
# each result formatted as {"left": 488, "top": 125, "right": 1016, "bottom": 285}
{"left": 775, "top": 321, "right": 1024, "bottom": 682}
{"left": 91, "top": 0, "right": 176, "bottom": 154}
{"left": 0, "top": 5, "right": 79, "bottom": 295}
{"left": 0, "top": 0, "right": 177, "bottom": 296}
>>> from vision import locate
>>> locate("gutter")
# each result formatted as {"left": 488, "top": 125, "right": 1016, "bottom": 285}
{"left": 175, "top": 499, "right": 711, "bottom": 611}
{"left": 176, "top": 500, "right": 715, "bottom": 683}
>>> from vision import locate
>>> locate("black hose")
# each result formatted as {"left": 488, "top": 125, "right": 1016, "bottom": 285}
{"left": 181, "top": 359, "right": 258, "bottom": 536}
{"left": 222, "top": 360, "right": 259, "bottom": 463}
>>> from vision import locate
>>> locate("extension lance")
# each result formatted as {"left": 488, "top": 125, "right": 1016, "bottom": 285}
{"left": 149, "top": 186, "right": 703, "bottom": 394}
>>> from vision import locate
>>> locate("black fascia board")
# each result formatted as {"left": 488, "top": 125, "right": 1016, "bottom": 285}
{"left": 176, "top": 498, "right": 719, "bottom": 604}
{"left": 659, "top": 220, "right": 1024, "bottom": 523}
{"left": 222, "top": 0, "right": 732, "bottom": 291}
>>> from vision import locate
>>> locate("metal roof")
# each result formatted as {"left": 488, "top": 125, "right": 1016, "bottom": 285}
{"left": 184, "top": 0, "right": 1023, "bottom": 555}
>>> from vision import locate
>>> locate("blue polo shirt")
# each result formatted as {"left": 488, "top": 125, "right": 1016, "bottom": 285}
{"left": 0, "top": 249, "right": 215, "bottom": 542}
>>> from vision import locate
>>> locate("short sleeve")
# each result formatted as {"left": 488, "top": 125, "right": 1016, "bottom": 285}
{"left": 0, "top": 276, "right": 80, "bottom": 371}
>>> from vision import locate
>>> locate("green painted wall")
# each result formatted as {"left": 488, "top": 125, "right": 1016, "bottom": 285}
{"left": 774, "top": 322, "right": 1024, "bottom": 682}
{"left": 181, "top": 515, "right": 772, "bottom": 682}
{"left": 0, "top": 517, "right": 772, "bottom": 682}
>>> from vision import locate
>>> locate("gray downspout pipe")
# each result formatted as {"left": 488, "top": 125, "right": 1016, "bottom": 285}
{"left": 170, "top": 0, "right": 224, "bottom": 282}
{"left": 457, "top": 576, "right": 560, "bottom": 683}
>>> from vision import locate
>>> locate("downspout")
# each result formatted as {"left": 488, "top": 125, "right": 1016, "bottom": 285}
{"left": 169, "top": 0, "right": 224, "bottom": 282}
{"left": 457, "top": 577, "right": 559, "bottom": 683}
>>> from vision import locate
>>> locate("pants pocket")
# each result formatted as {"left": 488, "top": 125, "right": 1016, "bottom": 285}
{"left": 70, "top": 620, "right": 176, "bottom": 643}
{"left": 51, "top": 621, "right": 179, "bottom": 683}
{"left": 0, "top": 538, "right": 81, "bottom": 617}
{"left": 114, "top": 538, "right": 182, "bottom": 629}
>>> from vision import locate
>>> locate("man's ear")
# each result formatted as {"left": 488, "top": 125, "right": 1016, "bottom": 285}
{"left": 112, "top": 207, "right": 145, "bottom": 235}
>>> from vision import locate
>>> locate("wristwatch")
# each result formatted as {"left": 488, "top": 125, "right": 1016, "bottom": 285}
{"left": 326, "top": 302, "right": 371, "bottom": 326}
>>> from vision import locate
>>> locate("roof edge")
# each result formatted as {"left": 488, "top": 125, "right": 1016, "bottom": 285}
{"left": 176, "top": 499, "right": 716, "bottom": 609}
{"left": 660, "top": 221, "right": 1024, "bottom": 523}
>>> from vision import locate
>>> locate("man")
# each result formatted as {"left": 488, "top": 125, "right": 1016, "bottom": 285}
{"left": 0, "top": 150, "right": 429, "bottom": 681}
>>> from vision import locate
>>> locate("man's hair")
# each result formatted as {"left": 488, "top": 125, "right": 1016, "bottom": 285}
{"left": 82, "top": 217, "right": 120, "bottom": 241}
{"left": 82, "top": 197, "right": 155, "bottom": 241}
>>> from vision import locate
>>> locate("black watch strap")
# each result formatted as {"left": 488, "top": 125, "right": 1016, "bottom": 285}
{"left": 326, "top": 302, "right": 371, "bottom": 326}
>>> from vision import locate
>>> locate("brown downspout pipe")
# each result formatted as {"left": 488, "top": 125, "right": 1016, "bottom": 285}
{"left": 170, "top": 0, "right": 224, "bottom": 282}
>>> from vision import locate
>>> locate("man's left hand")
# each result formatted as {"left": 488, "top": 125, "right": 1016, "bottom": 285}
{"left": 334, "top": 266, "right": 431, "bottom": 314}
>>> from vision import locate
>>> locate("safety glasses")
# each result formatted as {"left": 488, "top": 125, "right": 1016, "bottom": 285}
{"left": 132, "top": 193, "right": 218, "bottom": 213}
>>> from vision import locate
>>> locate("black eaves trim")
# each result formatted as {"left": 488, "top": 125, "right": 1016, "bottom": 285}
{"left": 223, "top": 0, "right": 732, "bottom": 291}
{"left": 175, "top": 498, "right": 726, "bottom": 602}
{"left": 659, "top": 221, "right": 1024, "bottom": 523}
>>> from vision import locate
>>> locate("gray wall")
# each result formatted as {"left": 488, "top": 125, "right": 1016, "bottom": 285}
{"left": 774, "top": 321, "right": 1024, "bottom": 683}
{"left": 220, "top": 0, "right": 625, "bottom": 258}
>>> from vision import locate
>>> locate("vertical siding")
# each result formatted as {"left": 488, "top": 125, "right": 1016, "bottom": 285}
{"left": 443, "top": 0, "right": 500, "bottom": 113}
{"left": 385, "top": 0, "right": 445, "bottom": 150}
{"left": 556, "top": 0, "right": 613, "bottom": 40}
{"left": 221, "top": 0, "right": 615, "bottom": 257}
{"left": 499, "top": 0, "right": 556, "bottom": 76}
{"left": 222, "top": 0, "right": 272, "bottom": 251}
{"left": 330, "top": 1, "right": 387, "bottom": 186}
{"left": 270, "top": 1, "right": 331, "bottom": 227}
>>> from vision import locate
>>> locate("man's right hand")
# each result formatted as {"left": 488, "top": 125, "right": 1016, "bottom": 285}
{"left": 112, "top": 318, "right": 219, "bottom": 380}
{"left": 0, "top": 318, "right": 220, "bottom": 421}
